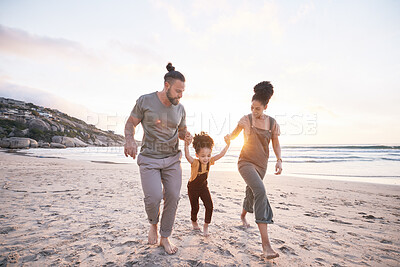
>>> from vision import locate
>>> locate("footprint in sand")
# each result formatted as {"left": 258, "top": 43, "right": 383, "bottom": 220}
{"left": 294, "top": 225, "right": 311, "bottom": 232}
{"left": 91, "top": 245, "right": 103, "bottom": 253}
{"left": 271, "top": 238, "right": 285, "bottom": 245}
{"left": 314, "top": 257, "right": 328, "bottom": 265}
{"left": 0, "top": 226, "right": 16, "bottom": 234}
{"left": 278, "top": 245, "right": 297, "bottom": 256}
{"left": 362, "top": 214, "right": 383, "bottom": 220}
{"left": 329, "top": 218, "right": 352, "bottom": 225}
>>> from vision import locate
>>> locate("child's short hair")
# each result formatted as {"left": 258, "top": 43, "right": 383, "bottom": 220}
{"left": 193, "top": 131, "right": 214, "bottom": 154}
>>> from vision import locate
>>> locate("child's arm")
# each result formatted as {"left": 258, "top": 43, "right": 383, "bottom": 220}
{"left": 212, "top": 135, "right": 230, "bottom": 162}
{"left": 272, "top": 135, "right": 282, "bottom": 175}
{"left": 184, "top": 135, "right": 194, "bottom": 164}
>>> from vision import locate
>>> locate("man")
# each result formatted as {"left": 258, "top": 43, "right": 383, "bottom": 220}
{"left": 124, "top": 63, "right": 190, "bottom": 254}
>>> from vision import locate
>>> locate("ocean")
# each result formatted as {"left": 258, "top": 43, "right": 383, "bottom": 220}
{"left": 21, "top": 144, "right": 400, "bottom": 186}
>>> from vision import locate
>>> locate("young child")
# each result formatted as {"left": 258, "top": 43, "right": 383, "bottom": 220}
{"left": 184, "top": 132, "right": 230, "bottom": 236}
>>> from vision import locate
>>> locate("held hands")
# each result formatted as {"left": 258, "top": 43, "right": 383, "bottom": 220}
{"left": 224, "top": 134, "right": 231, "bottom": 145}
{"left": 275, "top": 160, "right": 283, "bottom": 175}
{"left": 124, "top": 140, "right": 138, "bottom": 159}
{"left": 185, "top": 132, "right": 193, "bottom": 146}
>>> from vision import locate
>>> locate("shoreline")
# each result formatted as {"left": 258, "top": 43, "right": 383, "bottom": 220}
{"left": 2, "top": 148, "right": 400, "bottom": 186}
{"left": 1, "top": 151, "right": 399, "bottom": 266}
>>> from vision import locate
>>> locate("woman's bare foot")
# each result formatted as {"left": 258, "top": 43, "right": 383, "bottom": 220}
{"left": 262, "top": 245, "right": 279, "bottom": 259}
{"left": 191, "top": 221, "right": 200, "bottom": 230}
{"left": 203, "top": 223, "right": 209, "bottom": 236}
{"left": 148, "top": 224, "right": 158, "bottom": 244}
{"left": 240, "top": 211, "right": 250, "bottom": 228}
{"left": 263, "top": 250, "right": 279, "bottom": 259}
{"left": 160, "top": 237, "right": 178, "bottom": 255}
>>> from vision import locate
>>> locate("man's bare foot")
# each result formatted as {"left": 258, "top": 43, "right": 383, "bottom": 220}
{"left": 160, "top": 237, "right": 178, "bottom": 255}
{"left": 262, "top": 246, "right": 279, "bottom": 260}
{"left": 192, "top": 221, "right": 200, "bottom": 230}
{"left": 148, "top": 224, "right": 158, "bottom": 245}
{"left": 203, "top": 223, "right": 209, "bottom": 236}
{"left": 241, "top": 214, "right": 250, "bottom": 228}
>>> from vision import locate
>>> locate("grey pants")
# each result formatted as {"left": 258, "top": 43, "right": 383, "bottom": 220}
{"left": 137, "top": 152, "right": 182, "bottom": 237}
{"left": 238, "top": 162, "right": 273, "bottom": 224}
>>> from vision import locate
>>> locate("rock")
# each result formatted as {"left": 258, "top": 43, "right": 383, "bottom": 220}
{"left": 0, "top": 138, "right": 11, "bottom": 148}
{"left": 9, "top": 137, "right": 30, "bottom": 149}
{"left": 63, "top": 138, "right": 75, "bottom": 147}
{"left": 93, "top": 138, "right": 107, "bottom": 146}
{"left": 38, "top": 141, "right": 50, "bottom": 148}
{"left": 52, "top": 136, "right": 63, "bottom": 144}
{"left": 47, "top": 120, "right": 64, "bottom": 132}
{"left": 28, "top": 118, "right": 51, "bottom": 131}
{"left": 50, "top": 142, "right": 66, "bottom": 148}
{"left": 51, "top": 136, "right": 88, "bottom": 147}
{"left": 72, "top": 137, "right": 88, "bottom": 147}
{"left": 22, "top": 129, "right": 29, "bottom": 135}
{"left": 0, "top": 137, "right": 39, "bottom": 149}
{"left": 29, "top": 139, "right": 38, "bottom": 148}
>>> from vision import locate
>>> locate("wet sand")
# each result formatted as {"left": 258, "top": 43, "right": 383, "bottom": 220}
{"left": 0, "top": 151, "right": 399, "bottom": 266}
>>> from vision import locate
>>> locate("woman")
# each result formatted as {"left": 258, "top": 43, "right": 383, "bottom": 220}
{"left": 228, "top": 81, "right": 282, "bottom": 259}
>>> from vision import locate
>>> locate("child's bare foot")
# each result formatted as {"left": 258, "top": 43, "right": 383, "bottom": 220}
{"left": 160, "top": 237, "right": 178, "bottom": 255}
{"left": 203, "top": 223, "right": 209, "bottom": 236}
{"left": 192, "top": 221, "right": 200, "bottom": 230}
{"left": 148, "top": 224, "right": 158, "bottom": 244}
{"left": 241, "top": 214, "right": 250, "bottom": 228}
{"left": 262, "top": 245, "right": 279, "bottom": 260}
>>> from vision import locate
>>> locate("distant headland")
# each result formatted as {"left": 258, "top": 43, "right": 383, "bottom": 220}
{"left": 0, "top": 97, "right": 133, "bottom": 149}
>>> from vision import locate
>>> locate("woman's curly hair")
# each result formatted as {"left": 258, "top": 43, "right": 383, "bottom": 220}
{"left": 193, "top": 131, "right": 214, "bottom": 153}
{"left": 252, "top": 81, "right": 274, "bottom": 106}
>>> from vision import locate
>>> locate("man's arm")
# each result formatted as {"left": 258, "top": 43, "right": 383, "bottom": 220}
{"left": 178, "top": 126, "right": 188, "bottom": 140}
{"left": 124, "top": 116, "right": 141, "bottom": 159}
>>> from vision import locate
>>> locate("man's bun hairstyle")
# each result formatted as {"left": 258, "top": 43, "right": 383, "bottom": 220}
{"left": 164, "top": 62, "right": 185, "bottom": 84}
{"left": 252, "top": 81, "right": 274, "bottom": 106}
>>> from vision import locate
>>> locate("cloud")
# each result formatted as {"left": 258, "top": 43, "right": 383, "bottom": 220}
{"left": 109, "top": 40, "right": 164, "bottom": 63}
{"left": 208, "top": 2, "right": 283, "bottom": 42}
{"left": 151, "top": 1, "right": 192, "bottom": 34}
{"left": 0, "top": 24, "right": 100, "bottom": 64}
{"left": 306, "top": 105, "right": 338, "bottom": 119}
{"left": 191, "top": 0, "right": 231, "bottom": 16}
{"left": 151, "top": 1, "right": 283, "bottom": 48}
{"left": 0, "top": 78, "right": 88, "bottom": 119}
{"left": 289, "top": 1, "right": 316, "bottom": 24}
{"left": 0, "top": 78, "right": 129, "bottom": 133}
{"left": 283, "top": 62, "right": 325, "bottom": 75}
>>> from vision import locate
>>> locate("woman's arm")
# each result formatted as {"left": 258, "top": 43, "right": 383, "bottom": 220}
{"left": 229, "top": 124, "right": 243, "bottom": 140}
{"left": 272, "top": 135, "right": 282, "bottom": 175}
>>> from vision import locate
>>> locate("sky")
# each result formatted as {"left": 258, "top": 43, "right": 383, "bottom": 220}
{"left": 0, "top": 0, "right": 399, "bottom": 145}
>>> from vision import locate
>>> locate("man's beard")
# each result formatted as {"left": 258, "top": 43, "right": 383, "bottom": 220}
{"left": 166, "top": 88, "right": 180, "bottom": 105}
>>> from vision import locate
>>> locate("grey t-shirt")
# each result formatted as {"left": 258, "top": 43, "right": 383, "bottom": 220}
{"left": 130, "top": 92, "right": 186, "bottom": 159}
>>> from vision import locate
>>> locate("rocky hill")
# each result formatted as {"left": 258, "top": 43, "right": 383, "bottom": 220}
{"left": 0, "top": 97, "right": 127, "bottom": 149}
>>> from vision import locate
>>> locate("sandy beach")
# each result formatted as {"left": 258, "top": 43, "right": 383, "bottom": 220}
{"left": 0, "top": 151, "right": 399, "bottom": 266}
